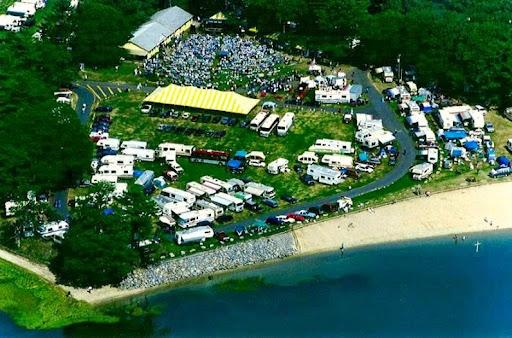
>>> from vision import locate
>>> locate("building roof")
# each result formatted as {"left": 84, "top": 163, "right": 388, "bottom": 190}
{"left": 144, "top": 84, "right": 260, "bottom": 115}
{"left": 129, "top": 6, "right": 193, "bottom": 52}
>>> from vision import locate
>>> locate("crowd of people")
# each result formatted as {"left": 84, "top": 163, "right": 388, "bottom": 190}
{"left": 141, "top": 34, "right": 290, "bottom": 94}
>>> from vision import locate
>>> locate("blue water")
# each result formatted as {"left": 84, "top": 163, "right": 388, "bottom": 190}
{"left": 3, "top": 231, "right": 512, "bottom": 337}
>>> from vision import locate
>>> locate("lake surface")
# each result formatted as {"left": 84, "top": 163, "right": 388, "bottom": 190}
{"left": 3, "top": 231, "right": 512, "bottom": 337}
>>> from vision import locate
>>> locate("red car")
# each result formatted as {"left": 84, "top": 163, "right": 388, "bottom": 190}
{"left": 287, "top": 214, "right": 305, "bottom": 222}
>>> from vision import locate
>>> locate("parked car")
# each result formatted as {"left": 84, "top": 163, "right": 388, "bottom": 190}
{"left": 301, "top": 174, "right": 315, "bottom": 185}
{"left": 320, "top": 203, "right": 338, "bottom": 213}
{"left": 227, "top": 117, "right": 238, "bottom": 126}
{"left": 308, "top": 206, "right": 322, "bottom": 216}
{"left": 294, "top": 164, "right": 304, "bottom": 174}
{"left": 220, "top": 116, "right": 230, "bottom": 125}
{"left": 181, "top": 112, "right": 190, "bottom": 119}
{"left": 485, "top": 122, "right": 495, "bottom": 133}
{"left": 276, "top": 215, "right": 295, "bottom": 223}
{"left": 95, "top": 105, "right": 113, "bottom": 112}
{"left": 216, "top": 215, "right": 234, "bottom": 223}
{"left": 240, "top": 120, "right": 249, "bottom": 128}
{"left": 266, "top": 216, "right": 283, "bottom": 225}
{"left": 164, "top": 170, "right": 178, "bottom": 181}
{"left": 355, "top": 163, "right": 374, "bottom": 173}
{"left": 141, "top": 104, "right": 152, "bottom": 114}
{"left": 201, "top": 115, "right": 212, "bottom": 123}
{"left": 294, "top": 210, "right": 317, "bottom": 219}
{"left": 281, "top": 194, "right": 298, "bottom": 204}
{"left": 171, "top": 111, "right": 180, "bottom": 118}
{"left": 246, "top": 200, "right": 263, "bottom": 212}
{"left": 262, "top": 198, "right": 278, "bottom": 208}
{"left": 287, "top": 214, "right": 305, "bottom": 222}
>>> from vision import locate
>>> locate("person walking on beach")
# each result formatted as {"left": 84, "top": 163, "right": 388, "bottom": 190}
{"left": 340, "top": 243, "right": 345, "bottom": 256}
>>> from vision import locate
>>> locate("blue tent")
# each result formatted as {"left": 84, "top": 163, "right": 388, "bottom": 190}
{"left": 227, "top": 159, "right": 242, "bottom": 170}
{"left": 133, "top": 170, "right": 144, "bottom": 178}
{"left": 358, "top": 151, "right": 369, "bottom": 162}
{"left": 443, "top": 129, "right": 467, "bottom": 141}
{"left": 235, "top": 225, "right": 246, "bottom": 236}
{"left": 234, "top": 150, "right": 247, "bottom": 160}
{"left": 463, "top": 141, "right": 479, "bottom": 152}
{"left": 219, "top": 50, "right": 229, "bottom": 57}
{"left": 450, "top": 148, "right": 464, "bottom": 158}
{"left": 497, "top": 156, "right": 510, "bottom": 167}
{"left": 103, "top": 208, "right": 114, "bottom": 216}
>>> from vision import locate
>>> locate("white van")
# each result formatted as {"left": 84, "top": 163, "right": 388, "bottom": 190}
{"left": 249, "top": 111, "right": 270, "bottom": 131}
{"left": 266, "top": 158, "right": 290, "bottom": 175}
{"left": 410, "top": 163, "right": 434, "bottom": 180}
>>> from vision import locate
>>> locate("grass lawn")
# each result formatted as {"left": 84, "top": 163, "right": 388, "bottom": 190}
{"left": 484, "top": 110, "right": 512, "bottom": 156}
{"left": 0, "top": 0, "right": 15, "bottom": 12}
{"left": 0, "top": 259, "right": 116, "bottom": 329}
{"left": 81, "top": 62, "right": 142, "bottom": 84}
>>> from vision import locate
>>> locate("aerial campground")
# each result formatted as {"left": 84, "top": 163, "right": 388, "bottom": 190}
{"left": 1, "top": 0, "right": 512, "bottom": 336}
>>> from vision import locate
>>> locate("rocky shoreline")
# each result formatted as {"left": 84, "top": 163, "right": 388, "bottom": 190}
{"left": 120, "top": 233, "right": 298, "bottom": 289}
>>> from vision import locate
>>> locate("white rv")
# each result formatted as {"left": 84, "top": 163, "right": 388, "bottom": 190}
{"left": 246, "top": 151, "right": 266, "bottom": 166}
{"left": 405, "top": 81, "right": 418, "bottom": 95}
{"left": 249, "top": 111, "right": 270, "bottom": 131}
{"left": 186, "top": 186, "right": 206, "bottom": 198}
{"left": 0, "top": 14, "right": 21, "bottom": 31}
{"left": 259, "top": 114, "right": 280, "bottom": 137}
{"left": 306, "top": 164, "right": 344, "bottom": 185}
{"left": 213, "top": 192, "right": 244, "bottom": 212}
{"left": 410, "top": 163, "right": 434, "bottom": 180}
{"left": 175, "top": 226, "right": 214, "bottom": 245}
{"left": 194, "top": 199, "right": 224, "bottom": 218}
{"left": 177, "top": 208, "right": 215, "bottom": 229}
{"left": 309, "top": 139, "right": 354, "bottom": 154}
{"left": 37, "top": 221, "right": 69, "bottom": 239}
{"left": 157, "top": 143, "right": 195, "bottom": 157}
{"left": 186, "top": 182, "right": 217, "bottom": 196}
{"left": 163, "top": 151, "right": 177, "bottom": 164}
{"left": 209, "top": 194, "right": 234, "bottom": 211}
{"left": 200, "top": 181, "right": 222, "bottom": 193}
{"left": 276, "top": 112, "right": 295, "bottom": 136}
{"left": 266, "top": 158, "right": 290, "bottom": 175}
{"left": 200, "top": 176, "right": 235, "bottom": 193}
{"left": 120, "top": 140, "right": 147, "bottom": 150}
{"left": 91, "top": 174, "right": 118, "bottom": 184}
{"left": 427, "top": 148, "right": 439, "bottom": 164}
{"left": 7, "top": 2, "right": 36, "bottom": 17}
{"left": 97, "top": 164, "right": 133, "bottom": 179}
{"left": 161, "top": 187, "right": 196, "bottom": 207}
{"left": 163, "top": 201, "right": 190, "bottom": 216}
{"left": 100, "top": 155, "right": 134, "bottom": 166}
{"left": 321, "top": 154, "right": 353, "bottom": 168}
{"left": 121, "top": 148, "right": 155, "bottom": 162}
{"left": 21, "top": 0, "right": 45, "bottom": 9}
{"left": 244, "top": 182, "right": 275, "bottom": 198}
{"left": 97, "top": 138, "right": 120, "bottom": 151}
{"left": 297, "top": 151, "right": 319, "bottom": 164}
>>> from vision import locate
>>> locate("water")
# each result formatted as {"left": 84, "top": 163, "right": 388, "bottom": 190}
{"left": 3, "top": 231, "right": 512, "bottom": 337}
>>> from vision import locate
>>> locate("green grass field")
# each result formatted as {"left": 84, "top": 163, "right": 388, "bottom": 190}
{"left": 0, "top": 259, "right": 115, "bottom": 329}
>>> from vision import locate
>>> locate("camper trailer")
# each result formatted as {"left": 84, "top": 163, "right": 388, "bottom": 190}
{"left": 177, "top": 209, "right": 215, "bottom": 229}
{"left": 186, "top": 187, "right": 206, "bottom": 198}
{"left": 246, "top": 151, "right": 266, "bottom": 166}
{"left": 259, "top": 114, "right": 280, "bottom": 137}
{"left": 157, "top": 143, "right": 195, "bottom": 157}
{"left": 194, "top": 199, "right": 224, "bottom": 218}
{"left": 276, "top": 113, "right": 295, "bottom": 136}
{"left": 100, "top": 155, "right": 134, "bottom": 166}
{"left": 161, "top": 187, "right": 196, "bottom": 207}
{"left": 200, "top": 176, "right": 235, "bottom": 193}
{"left": 213, "top": 192, "right": 244, "bottom": 212}
{"left": 120, "top": 140, "right": 147, "bottom": 150}
{"left": 134, "top": 170, "right": 154, "bottom": 188}
{"left": 186, "top": 182, "right": 217, "bottom": 196}
{"left": 7, "top": 2, "right": 36, "bottom": 17}
{"left": 91, "top": 174, "right": 118, "bottom": 184}
{"left": 163, "top": 201, "right": 190, "bottom": 216}
{"left": 0, "top": 14, "right": 21, "bottom": 31}
{"left": 266, "top": 158, "right": 290, "bottom": 175}
{"left": 321, "top": 154, "right": 353, "bottom": 168}
{"left": 244, "top": 182, "right": 275, "bottom": 198}
{"left": 163, "top": 151, "right": 177, "bottom": 164}
{"left": 121, "top": 148, "right": 155, "bottom": 162}
{"left": 297, "top": 151, "right": 319, "bottom": 164}
{"left": 97, "top": 138, "right": 120, "bottom": 151}
{"left": 306, "top": 164, "right": 344, "bottom": 185}
{"left": 382, "top": 66, "right": 394, "bottom": 83}
{"left": 37, "top": 221, "right": 69, "bottom": 239}
{"left": 152, "top": 195, "right": 175, "bottom": 209}
{"left": 175, "top": 226, "right": 214, "bottom": 245}
{"left": 405, "top": 81, "right": 418, "bottom": 95}
{"left": 427, "top": 148, "right": 439, "bottom": 164}
{"left": 250, "top": 111, "right": 270, "bottom": 131}
{"left": 410, "top": 163, "right": 434, "bottom": 180}
{"left": 97, "top": 164, "right": 133, "bottom": 179}
{"left": 309, "top": 139, "right": 354, "bottom": 154}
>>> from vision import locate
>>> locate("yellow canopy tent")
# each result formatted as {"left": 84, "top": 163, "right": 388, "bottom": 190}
{"left": 143, "top": 85, "right": 260, "bottom": 115}
{"left": 209, "top": 12, "right": 227, "bottom": 20}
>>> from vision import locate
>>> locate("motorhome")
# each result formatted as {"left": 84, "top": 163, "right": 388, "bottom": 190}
{"left": 200, "top": 181, "right": 222, "bottom": 193}
{"left": 382, "top": 66, "right": 394, "bottom": 83}
{"left": 100, "top": 155, "right": 134, "bottom": 166}
{"left": 162, "top": 201, "right": 190, "bottom": 216}
{"left": 120, "top": 140, "right": 147, "bottom": 150}
{"left": 244, "top": 182, "right": 275, "bottom": 198}
{"left": 259, "top": 114, "right": 280, "bottom": 137}
{"left": 266, "top": 158, "right": 290, "bottom": 175}
{"left": 249, "top": 111, "right": 270, "bottom": 131}
{"left": 191, "top": 149, "right": 230, "bottom": 165}
{"left": 276, "top": 112, "right": 295, "bottom": 136}
{"left": 152, "top": 195, "right": 174, "bottom": 209}
{"left": 21, "top": 0, "right": 45, "bottom": 9}
{"left": 405, "top": 81, "right": 418, "bottom": 95}
{"left": 200, "top": 176, "right": 235, "bottom": 193}
{"left": 97, "top": 164, "right": 133, "bottom": 179}
{"left": 194, "top": 199, "right": 224, "bottom": 218}
{"left": 157, "top": 143, "right": 195, "bottom": 157}
{"left": 213, "top": 192, "right": 244, "bottom": 212}
{"left": 186, "top": 186, "right": 206, "bottom": 198}
{"left": 427, "top": 148, "right": 439, "bottom": 164}
{"left": 306, "top": 164, "right": 344, "bottom": 185}
{"left": 410, "top": 163, "right": 434, "bottom": 180}
{"left": 134, "top": 170, "right": 154, "bottom": 188}
{"left": 209, "top": 194, "right": 234, "bottom": 210}
{"left": 37, "top": 221, "right": 69, "bottom": 239}
{"left": 97, "top": 138, "right": 120, "bottom": 151}
{"left": 177, "top": 209, "right": 215, "bottom": 229}
{"left": 161, "top": 187, "right": 196, "bottom": 207}
{"left": 186, "top": 182, "right": 217, "bottom": 196}
{"left": 121, "top": 148, "right": 155, "bottom": 162}
{"left": 91, "top": 174, "right": 118, "bottom": 184}
{"left": 175, "top": 226, "right": 214, "bottom": 245}
{"left": 227, "top": 178, "right": 245, "bottom": 192}
{"left": 0, "top": 14, "right": 21, "bottom": 31}
{"left": 321, "top": 154, "right": 353, "bottom": 168}
{"left": 163, "top": 151, "right": 176, "bottom": 164}
{"left": 309, "top": 139, "right": 354, "bottom": 154}
{"left": 7, "top": 2, "right": 36, "bottom": 17}
{"left": 297, "top": 151, "right": 319, "bottom": 164}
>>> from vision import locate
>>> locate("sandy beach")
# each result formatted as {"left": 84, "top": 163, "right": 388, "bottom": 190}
{"left": 294, "top": 182, "right": 512, "bottom": 254}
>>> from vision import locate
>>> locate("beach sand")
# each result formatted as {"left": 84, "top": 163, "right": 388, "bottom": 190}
{"left": 294, "top": 182, "right": 512, "bottom": 254}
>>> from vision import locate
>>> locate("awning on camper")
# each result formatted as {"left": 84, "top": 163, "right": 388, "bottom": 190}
{"left": 358, "top": 151, "right": 369, "bottom": 162}
{"left": 234, "top": 150, "right": 247, "bottom": 159}
{"left": 144, "top": 85, "right": 259, "bottom": 115}
{"left": 443, "top": 129, "right": 467, "bottom": 141}
{"left": 463, "top": 141, "right": 479, "bottom": 152}
{"left": 227, "top": 159, "right": 242, "bottom": 170}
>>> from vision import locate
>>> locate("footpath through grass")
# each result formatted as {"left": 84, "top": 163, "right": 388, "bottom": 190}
{"left": 0, "top": 259, "right": 116, "bottom": 329}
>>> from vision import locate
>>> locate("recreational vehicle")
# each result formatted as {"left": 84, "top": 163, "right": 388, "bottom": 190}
{"left": 427, "top": 148, "right": 439, "bottom": 164}
{"left": 100, "top": 155, "right": 134, "bottom": 166}
{"left": 175, "top": 226, "right": 214, "bottom": 245}
{"left": 134, "top": 170, "right": 154, "bottom": 188}
{"left": 246, "top": 151, "right": 266, "bottom": 165}
{"left": 91, "top": 174, "right": 118, "bottom": 184}
{"left": 161, "top": 187, "right": 196, "bottom": 207}
{"left": 337, "top": 197, "right": 353, "bottom": 213}
{"left": 157, "top": 143, "right": 195, "bottom": 157}
{"left": 209, "top": 194, "right": 234, "bottom": 211}
{"left": 410, "top": 163, "right": 434, "bottom": 180}
{"left": 177, "top": 209, "right": 215, "bottom": 229}
{"left": 259, "top": 114, "right": 280, "bottom": 137}
{"left": 152, "top": 194, "right": 174, "bottom": 209}
{"left": 120, "top": 140, "right": 147, "bottom": 150}
{"left": 37, "top": 221, "right": 69, "bottom": 239}
{"left": 162, "top": 201, "right": 190, "bottom": 216}
{"left": 163, "top": 151, "right": 176, "bottom": 164}
{"left": 266, "top": 158, "right": 290, "bottom": 175}
{"left": 194, "top": 199, "right": 224, "bottom": 218}
{"left": 121, "top": 148, "right": 155, "bottom": 162}
{"left": 306, "top": 164, "right": 344, "bottom": 185}
{"left": 186, "top": 187, "right": 206, "bottom": 198}
{"left": 191, "top": 149, "right": 230, "bottom": 165}
{"left": 213, "top": 192, "right": 244, "bottom": 212}
{"left": 244, "top": 182, "right": 275, "bottom": 198}
{"left": 0, "top": 14, "right": 21, "bottom": 31}
{"left": 297, "top": 151, "right": 319, "bottom": 164}
{"left": 97, "top": 164, "right": 133, "bottom": 179}
{"left": 276, "top": 113, "right": 295, "bottom": 136}
{"left": 309, "top": 139, "right": 354, "bottom": 154}
{"left": 7, "top": 2, "right": 36, "bottom": 17}
{"left": 200, "top": 176, "right": 235, "bottom": 193}
{"left": 321, "top": 154, "right": 353, "bottom": 168}
{"left": 186, "top": 182, "right": 217, "bottom": 196}
{"left": 249, "top": 111, "right": 270, "bottom": 131}
{"left": 97, "top": 138, "right": 120, "bottom": 151}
